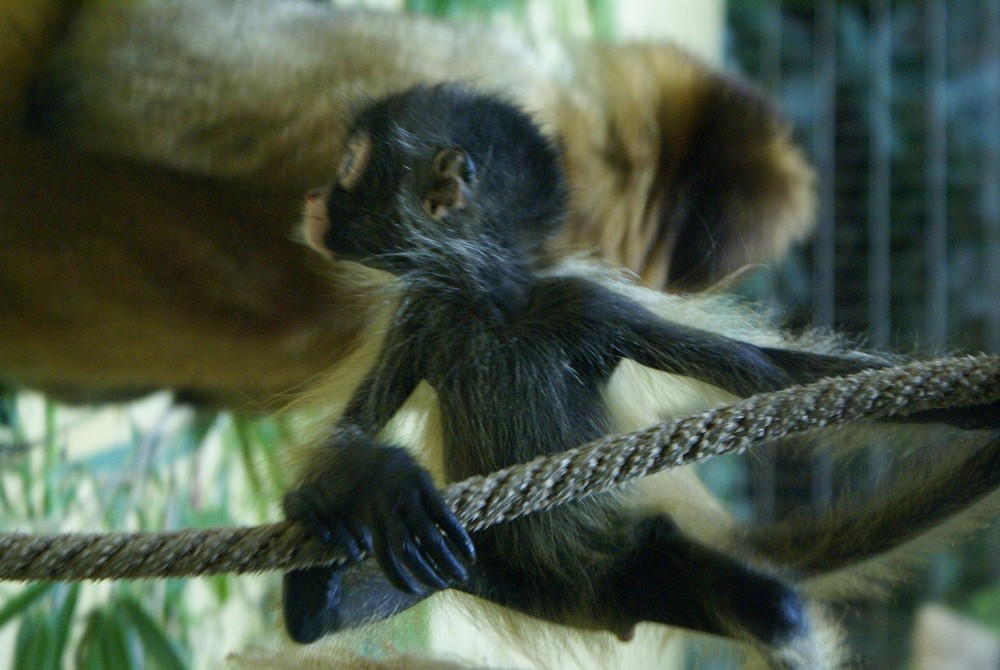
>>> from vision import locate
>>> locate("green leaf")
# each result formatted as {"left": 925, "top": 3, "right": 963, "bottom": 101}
{"left": 100, "top": 604, "right": 137, "bottom": 670}
{"left": 0, "top": 468, "right": 11, "bottom": 511}
{"left": 117, "top": 595, "right": 188, "bottom": 670}
{"left": 175, "top": 412, "right": 218, "bottom": 459}
{"left": 231, "top": 418, "right": 266, "bottom": 501}
{"left": 13, "top": 611, "right": 52, "bottom": 670}
{"left": 42, "top": 400, "right": 58, "bottom": 516}
{"left": 0, "top": 583, "right": 55, "bottom": 629}
{"left": 76, "top": 611, "right": 104, "bottom": 670}
{"left": 255, "top": 416, "right": 288, "bottom": 493}
{"left": 15, "top": 440, "right": 36, "bottom": 519}
{"left": 46, "top": 583, "right": 81, "bottom": 668}
{"left": 585, "top": 0, "right": 616, "bottom": 39}
{"left": 208, "top": 574, "right": 230, "bottom": 602}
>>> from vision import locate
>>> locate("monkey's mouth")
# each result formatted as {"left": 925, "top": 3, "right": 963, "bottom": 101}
{"left": 303, "top": 188, "right": 334, "bottom": 261}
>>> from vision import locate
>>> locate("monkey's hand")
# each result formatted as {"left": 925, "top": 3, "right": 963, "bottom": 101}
{"left": 284, "top": 441, "right": 475, "bottom": 594}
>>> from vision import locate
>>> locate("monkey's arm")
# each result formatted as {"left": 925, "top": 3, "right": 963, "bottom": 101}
{"left": 283, "top": 318, "right": 474, "bottom": 642}
{"left": 600, "top": 284, "right": 1000, "bottom": 428}
{"left": 550, "top": 277, "right": 875, "bottom": 397}
{"left": 618, "top": 303, "right": 1000, "bottom": 427}
{"left": 618, "top": 314, "right": 870, "bottom": 397}
{"left": 286, "top": 348, "right": 474, "bottom": 586}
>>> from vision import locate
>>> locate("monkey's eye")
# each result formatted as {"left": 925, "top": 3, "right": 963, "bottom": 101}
{"left": 336, "top": 131, "right": 373, "bottom": 192}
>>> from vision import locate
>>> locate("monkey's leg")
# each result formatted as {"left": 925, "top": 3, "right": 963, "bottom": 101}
{"left": 453, "top": 508, "right": 804, "bottom": 647}
{"left": 288, "top": 509, "right": 809, "bottom": 653}
{"left": 598, "top": 516, "right": 806, "bottom": 646}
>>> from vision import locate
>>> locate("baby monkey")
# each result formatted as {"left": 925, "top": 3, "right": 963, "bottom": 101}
{"left": 283, "top": 85, "right": 895, "bottom": 664}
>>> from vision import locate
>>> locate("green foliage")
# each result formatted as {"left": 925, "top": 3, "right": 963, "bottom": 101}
{"left": 0, "top": 397, "right": 284, "bottom": 669}
{"left": 965, "top": 585, "right": 1000, "bottom": 636}
{"left": 584, "top": 0, "right": 616, "bottom": 39}
{"left": 0, "top": 583, "right": 55, "bottom": 630}
{"left": 13, "top": 610, "right": 52, "bottom": 670}
{"left": 402, "top": 0, "right": 616, "bottom": 38}
{"left": 3, "top": 586, "right": 181, "bottom": 670}
{"left": 403, "top": 0, "right": 525, "bottom": 20}
{"left": 117, "top": 595, "right": 188, "bottom": 670}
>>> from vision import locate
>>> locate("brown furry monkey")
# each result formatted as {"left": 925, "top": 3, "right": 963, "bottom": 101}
{"left": 3, "top": 0, "right": 814, "bottom": 407}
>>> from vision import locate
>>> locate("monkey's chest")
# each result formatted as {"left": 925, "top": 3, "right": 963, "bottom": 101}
{"left": 426, "top": 332, "right": 611, "bottom": 480}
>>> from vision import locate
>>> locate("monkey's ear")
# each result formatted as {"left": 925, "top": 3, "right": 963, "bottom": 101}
{"left": 559, "top": 45, "right": 815, "bottom": 290}
{"left": 302, "top": 189, "right": 334, "bottom": 260}
{"left": 423, "top": 148, "right": 475, "bottom": 220}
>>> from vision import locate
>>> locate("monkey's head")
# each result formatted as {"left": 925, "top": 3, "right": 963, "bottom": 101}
{"left": 303, "top": 86, "right": 567, "bottom": 274}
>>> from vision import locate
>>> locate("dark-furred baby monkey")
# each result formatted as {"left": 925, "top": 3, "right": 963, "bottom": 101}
{"left": 278, "top": 86, "right": 1000, "bottom": 668}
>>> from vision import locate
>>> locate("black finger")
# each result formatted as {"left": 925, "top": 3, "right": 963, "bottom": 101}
{"left": 399, "top": 538, "right": 450, "bottom": 590}
{"left": 410, "top": 498, "right": 469, "bottom": 583}
{"left": 374, "top": 517, "right": 423, "bottom": 594}
{"left": 286, "top": 489, "right": 367, "bottom": 562}
{"left": 386, "top": 508, "right": 448, "bottom": 590}
{"left": 322, "top": 514, "right": 364, "bottom": 563}
{"left": 289, "top": 491, "right": 340, "bottom": 546}
{"left": 422, "top": 488, "right": 476, "bottom": 566}
{"left": 346, "top": 518, "right": 374, "bottom": 556}
{"left": 396, "top": 502, "right": 452, "bottom": 588}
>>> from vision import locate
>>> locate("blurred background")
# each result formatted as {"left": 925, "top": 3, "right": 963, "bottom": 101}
{"left": 2, "top": 1, "right": 998, "bottom": 668}
{"left": 730, "top": 3, "right": 1000, "bottom": 668}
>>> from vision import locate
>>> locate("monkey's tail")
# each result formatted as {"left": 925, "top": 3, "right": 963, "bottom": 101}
{"left": 744, "top": 429, "right": 1000, "bottom": 601}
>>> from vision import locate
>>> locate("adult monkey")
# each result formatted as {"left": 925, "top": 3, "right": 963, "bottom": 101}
{"left": 1, "top": 0, "right": 814, "bottom": 408}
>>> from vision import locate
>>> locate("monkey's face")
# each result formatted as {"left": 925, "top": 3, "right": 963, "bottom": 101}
{"left": 310, "top": 126, "right": 411, "bottom": 272}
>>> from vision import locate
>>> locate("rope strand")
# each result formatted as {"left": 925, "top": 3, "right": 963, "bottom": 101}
{"left": 1, "top": 355, "right": 997, "bottom": 582}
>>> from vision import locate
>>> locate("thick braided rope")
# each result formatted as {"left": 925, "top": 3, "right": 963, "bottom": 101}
{"left": 0, "top": 355, "right": 997, "bottom": 582}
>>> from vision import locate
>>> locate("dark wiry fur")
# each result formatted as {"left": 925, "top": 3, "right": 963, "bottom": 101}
{"left": 282, "top": 86, "right": 941, "bottom": 668}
